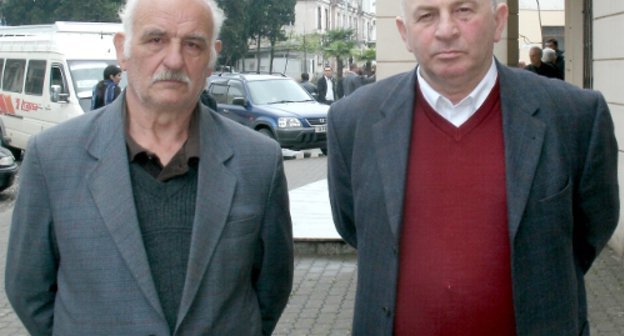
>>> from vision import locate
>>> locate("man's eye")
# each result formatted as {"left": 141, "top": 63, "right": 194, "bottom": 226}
{"left": 416, "top": 13, "right": 433, "bottom": 22}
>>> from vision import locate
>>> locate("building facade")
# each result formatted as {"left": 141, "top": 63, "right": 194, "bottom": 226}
{"left": 241, "top": 0, "right": 376, "bottom": 80}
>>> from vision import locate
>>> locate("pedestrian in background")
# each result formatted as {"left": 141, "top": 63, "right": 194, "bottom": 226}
{"left": 342, "top": 63, "right": 363, "bottom": 96}
{"left": 524, "top": 46, "right": 560, "bottom": 79}
{"left": 5, "top": 0, "right": 293, "bottom": 334}
{"left": 327, "top": 0, "right": 618, "bottom": 334}
{"left": 545, "top": 37, "right": 565, "bottom": 79}
{"left": 90, "top": 64, "right": 122, "bottom": 110}
{"left": 300, "top": 72, "right": 318, "bottom": 100}
{"left": 542, "top": 47, "right": 563, "bottom": 79}
{"left": 317, "top": 65, "right": 337, "bottom": 105}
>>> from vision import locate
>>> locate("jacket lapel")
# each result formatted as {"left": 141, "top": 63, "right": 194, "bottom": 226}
{"left": 85, "top": 97, "right": 165, "bottom": 319}
{"left": 372, "top": 70, "right": 417, "bottom": 242}
{"left": 497, "top": 64, "right": 546, "bottom": 241}
{"left": 176, "top": 108, "right": 236, "bottom": 326}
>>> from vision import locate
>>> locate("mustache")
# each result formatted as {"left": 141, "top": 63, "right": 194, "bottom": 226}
{"left": 151, "top": 70, "right": 192, "bottom": 85}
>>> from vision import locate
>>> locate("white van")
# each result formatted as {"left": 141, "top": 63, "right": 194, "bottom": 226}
{"left": 0, "top": 21, "right": 123, "bottom": 158}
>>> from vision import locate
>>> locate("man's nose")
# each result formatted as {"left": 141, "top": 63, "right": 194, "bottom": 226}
{"left": 434, "top": 12, "right": 459, "bottom": 40}
{"left": 163, "top": 41, "right": 185, "bottom": 69}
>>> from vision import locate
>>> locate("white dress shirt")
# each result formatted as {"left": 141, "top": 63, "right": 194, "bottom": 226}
{"left": 417, "top": 60, "right": 498, "bottom": 127}
{"left": 325, "top": 77, "right": 335, "bottom": 102}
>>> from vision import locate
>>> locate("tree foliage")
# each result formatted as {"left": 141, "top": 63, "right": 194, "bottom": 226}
{"left": 216, "top": 0, "right": 250, "bottom": 68}
{"left": 1, "top": 0, "right": 123, "bottom": 25}
{"left": 322, "top": 28, "right": 356, "bottom": 81}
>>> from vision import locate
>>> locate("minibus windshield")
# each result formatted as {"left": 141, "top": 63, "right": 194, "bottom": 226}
{"left": 68, "top": 60, "right": 127, "bottom": 99}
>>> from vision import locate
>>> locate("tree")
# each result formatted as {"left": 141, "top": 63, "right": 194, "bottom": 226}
{"left": 1, "top": 0, "right": 123, "bottom": 25}
{"left": 244, "top": 0, "right": 296, "bottom": 73}
{"left": 357, "top": 47, "right": 376, "bottom": 76}
{"left": 294, "top": 33, "right": 322, "bottom": 73}
{"left": 216, "top": 0, "right": 250, "bottom": 69}
{"left": 322, "top": 28, "right": 356, "bottom": 97}
{"left": 264, "top": 0, "right": 296, "bottom": 73}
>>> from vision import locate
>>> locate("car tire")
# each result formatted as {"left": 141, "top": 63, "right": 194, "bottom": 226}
{"left": 320, "top": 147, "right": 327, "bottom": 156}
{"left": 258, "top": 128, "right": 275, "bottom": 140}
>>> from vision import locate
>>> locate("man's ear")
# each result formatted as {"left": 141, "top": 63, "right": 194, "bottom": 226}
{"left": 215, "top": 39, "right": 222, "bottom": 54}
{"left": 493, "top": 3, "right": 509, "bottom": 43}
{"left": 113, "top": 33, "right": 128, "bottom": 70}
{"left": 395, "top": 16, "right": 412, "bottom": 53}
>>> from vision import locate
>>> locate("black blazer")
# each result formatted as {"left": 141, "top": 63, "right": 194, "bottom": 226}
{"left": 327, "top": 61, "right": 619, "bottom": 335}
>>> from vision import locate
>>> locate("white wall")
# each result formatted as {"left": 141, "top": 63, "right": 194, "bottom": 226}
{"left": 593, "top": 0, "right": 624, "bottom": 255}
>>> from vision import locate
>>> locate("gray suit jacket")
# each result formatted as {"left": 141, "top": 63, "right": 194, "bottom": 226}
{"left": 327, "top": 62, "right": 619, "bottom": 335}
{"left": 5, "top": 95, "right": 294, "bottom": 335}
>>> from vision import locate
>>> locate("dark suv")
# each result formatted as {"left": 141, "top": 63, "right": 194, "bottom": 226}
{"left": 207, "top": 73, "right": 328, "bottom": 153}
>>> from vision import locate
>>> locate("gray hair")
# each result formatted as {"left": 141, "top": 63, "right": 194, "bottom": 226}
{"left": 542, "top": 47, "right": 557, "bottom": 63}
{"left": 118, "top": 0, "right": 225, "bottom": 67}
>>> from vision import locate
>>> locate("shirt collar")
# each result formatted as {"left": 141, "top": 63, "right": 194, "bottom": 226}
{"left": 124, "top": 101, "right": 201, "bottom": 164}
{"left": 417, "top": 58, "right": 498, "bottom": 115}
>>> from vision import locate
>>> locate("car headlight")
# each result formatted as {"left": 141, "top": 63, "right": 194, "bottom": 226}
{"left": 278, "top": 117, "right": 301, "bottom": 128}
{"left": 0, "top": 155, "right": 15, "bottom": 166}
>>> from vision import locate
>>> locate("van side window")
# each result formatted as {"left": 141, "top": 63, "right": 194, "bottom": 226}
{"left": 25, "top": 60, "right": 46, "bottom": 96}
{"left": 3, "top": 59, "right": 26, "bottom": 93}
{"left": 50, "top": 64, "right": 68, "bottom": 95}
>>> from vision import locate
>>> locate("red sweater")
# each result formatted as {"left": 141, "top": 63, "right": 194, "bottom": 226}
{"left": 394, "top": 83, "right": 516, "bottom": 335}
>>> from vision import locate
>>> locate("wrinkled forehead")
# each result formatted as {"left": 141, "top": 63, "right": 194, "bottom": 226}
{"left": 133, "top": 0, "right": 214, "bottom": 37}
{"left": 401, "top": 0, "right": 497, "bottom": 14}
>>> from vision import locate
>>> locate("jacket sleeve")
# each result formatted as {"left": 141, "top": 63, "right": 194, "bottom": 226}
{"left": 253, "top": 146, "right": 294, "bottom": 335}
{"left": 574, "top": 92, "right": 619, "bottom": 273}
{"left": 326, "top": 104, "right": 358, "bottom": 248}
{"left": 5, "top": 136, "right": 58, "bottom": 336}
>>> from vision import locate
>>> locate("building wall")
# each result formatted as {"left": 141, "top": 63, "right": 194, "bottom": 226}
{"left": 293, "top": 0, "right": 376, "bottom": 42}
{"left": 592, "top": 0, "right": 624, "bottom": 255}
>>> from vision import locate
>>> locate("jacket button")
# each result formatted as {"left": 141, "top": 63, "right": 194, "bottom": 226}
{"left": 382, "top": 306, "right": 392, "bottom": 316}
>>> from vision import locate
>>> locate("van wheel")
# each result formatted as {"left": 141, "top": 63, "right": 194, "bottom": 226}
{"left": 320, "top": 147, "right": 327, "bottom": 156}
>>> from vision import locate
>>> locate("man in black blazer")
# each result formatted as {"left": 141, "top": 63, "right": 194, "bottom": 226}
{"left": 327, "top": 0, "right": 618, "bottom": 335}
{"left": 316, "top": 66, "right": 337, "bottom": 105}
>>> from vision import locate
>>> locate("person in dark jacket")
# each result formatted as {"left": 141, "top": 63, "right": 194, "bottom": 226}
{"left": 524, "top": 46, "right": 560, "bottom": 79}
{"left": 91, "top": 64, "right": 122, "bottom": 110}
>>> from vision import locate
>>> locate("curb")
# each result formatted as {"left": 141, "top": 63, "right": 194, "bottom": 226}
{"left": 294, "top": 239, "right": 355, "bottom": 255}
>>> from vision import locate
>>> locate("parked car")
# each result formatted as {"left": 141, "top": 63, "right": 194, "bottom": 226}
{"left": 0, "top": 146, "right": 18, "bottom": 191}
{"left": 206, "top": 73, "right": 328, "bottom": 153}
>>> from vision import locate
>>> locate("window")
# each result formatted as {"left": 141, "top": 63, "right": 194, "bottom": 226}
{"left": 25, "top": 60, "right": 46, "bottom": 95}
{"left": 3, "top": 59, "right": 26, "bottom": 93}
{"left": 209, "top": 83, "right": 227, "bottom": 104}
{"left": 317, "top": 7, "right": 322, "bottom": 30}
{"left": 542, "top": 26, "right": 565, "bottom": 51}
{"left": 325, "top": 9, "right": 330, "bottom": 30}
{"left": 226, "top": 81, "right": 244, "bottom": 105}
{"left": 50, "top": 63, "right": 70, "bottom": 98}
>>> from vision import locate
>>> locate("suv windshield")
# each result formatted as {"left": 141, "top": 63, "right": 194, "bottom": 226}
{"left": 247, "top": 79, "right": 313, "bottom": 105}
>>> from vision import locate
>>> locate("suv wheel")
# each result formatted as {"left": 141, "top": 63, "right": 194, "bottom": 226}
{"left": 258, "top": 128, "right": 275, "bottom": 140}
